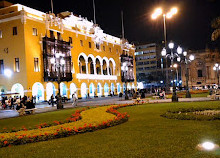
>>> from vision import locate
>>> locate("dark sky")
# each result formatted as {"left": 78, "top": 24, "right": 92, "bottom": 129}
{"left": 9, "top": 0, "right": 220, "bottom": 50}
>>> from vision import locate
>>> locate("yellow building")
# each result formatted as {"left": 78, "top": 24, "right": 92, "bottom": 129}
{"left": 0, "top": 1, "right": 137, "bottom": 101}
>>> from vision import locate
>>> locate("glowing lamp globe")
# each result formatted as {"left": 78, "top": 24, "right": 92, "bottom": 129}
{"left": 161, "top": 48, "right": 166, "bottom": 56}
{"left": 50, "top": 58, "right": 55, "bottom": 64}
{"left": 177, "top": 46, "right": 182, "bottom": 54}
{"left": 183, "top": 51, "right": 187, "bottom": 56}
{"left": 215, "top": 63, "right": 219, "bottom": 67}
{"left": 189, "top": 55, "right": 195, "bottom": 61}
{"left": 168, "top": 42, "right": 174, "bottom": 49}
{"left": 213, "top": 66, "right": 217, "bottom": 71}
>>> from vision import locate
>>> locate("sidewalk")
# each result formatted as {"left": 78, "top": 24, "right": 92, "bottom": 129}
{"left": 0, "top": 96, "right": 214, "bottom": 120}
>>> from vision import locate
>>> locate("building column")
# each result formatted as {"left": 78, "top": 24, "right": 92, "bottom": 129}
{"left": 85, "top": 62, "right": 88, "bottom": 74}
{"left": 93, "top": 63, "right": 97, "bottom": 75}
{"left": 107, "top": 66, "right": 110, "bottom": 75}
{"left": 101, "top": 64, "right": 103, "bottom": 75}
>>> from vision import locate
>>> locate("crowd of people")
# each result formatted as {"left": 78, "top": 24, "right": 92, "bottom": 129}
{"left": 0, "top": 95, "right": 36, "bottom": 110}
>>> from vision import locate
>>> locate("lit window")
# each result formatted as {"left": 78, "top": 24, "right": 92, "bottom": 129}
{"left": 15, "top": 58, "right": 20, "bottom": 72}
{"left": 34, "top": 58, "right": 39, "bottom": 72}
{"left": 33, "top": 28, "right": 37, "bottom": 36}
{"left": 80, "top": 40, "right": 83, "bottom": 46}
{"left": 13, "top": 27, "right": 17, "bottom": 35}
{"left": 0, "top": 30, "right": 2, "bottom": 38}
{"left": 89, "top": 42, "right": 92, "bottom": 48}
{"left": 0, "top": 60, "right": 4, "bottom": 74}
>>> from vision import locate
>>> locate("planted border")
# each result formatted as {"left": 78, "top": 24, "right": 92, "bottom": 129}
{"left": 0, "top": 104, "right": 133, "bottom": 148}
{"left": 161, "top": 107, "right": 220, "bottom": 121}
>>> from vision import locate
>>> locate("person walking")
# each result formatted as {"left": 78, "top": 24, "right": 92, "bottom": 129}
{"left": 72, "top": 92, "right": 78, "bottom": 107}
{"left": 51, "top": 94, "right": 54, "bottom": 107}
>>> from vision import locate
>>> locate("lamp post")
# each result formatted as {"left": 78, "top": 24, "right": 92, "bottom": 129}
{"left": 162, "top": 42, "right": 183, "bottom": 102}
{"left": 50, "top": 53, "right": 65, "bottom": 109}
{"left": 152, "top": 7, "right": 178, "bottom": 92}
{"left": 213, "top": 63, "right": 220, "bottom": 88}
{"left": 183, "top": 51, "right": 195, "bottom": 98}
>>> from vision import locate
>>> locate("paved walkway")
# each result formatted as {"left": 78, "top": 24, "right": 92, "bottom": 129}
{"left": 0, "top": 96, "right": 214, "bottom": 120}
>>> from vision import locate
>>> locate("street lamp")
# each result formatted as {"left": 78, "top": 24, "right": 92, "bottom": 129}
{"left": 50, "top": 52, "right": 66, "bottom": 109}
{"left": 152, "top": 7, "right": 178, "bottom": 92}
{"left": 213, "top": 63, "right": 220, "bottom": 88}
{"left": 183, "top": 51, "right": 195, "bottom": 98}
{"left": 121, "top": 63, "right": 129, "bottom": 100}
{"left": 162, "top": 42, "right": 182, "bottom": 102}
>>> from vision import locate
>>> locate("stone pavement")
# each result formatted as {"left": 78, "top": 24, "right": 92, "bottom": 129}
{"left": 0, "top": 96, "right": 214, "bottom": 120}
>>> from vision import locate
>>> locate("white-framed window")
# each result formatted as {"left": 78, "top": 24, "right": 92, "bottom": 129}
{"left": 34, "top": 58, "right": 39, "bottom": 72}
{"left": 33, "top": 28, "right": 38, "bottom": 36}
{"left": 15, "top": 58, "right": 20, "bottom": 72}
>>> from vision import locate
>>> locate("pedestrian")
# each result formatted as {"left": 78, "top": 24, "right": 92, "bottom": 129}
{"left": 72, "top": 92, "right": 78, "bottom": 107}
{"left": 51, "top": 94, "right": 54, "bottom": 107}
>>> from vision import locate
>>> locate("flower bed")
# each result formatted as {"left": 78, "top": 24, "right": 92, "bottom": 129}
{"left": 0, "top": 104, "right": 133, "bottom": 148}
{"left": 161, "top": 107, "right": 220, "bottom": 121}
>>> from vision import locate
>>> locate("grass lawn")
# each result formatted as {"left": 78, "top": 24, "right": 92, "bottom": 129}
{"left": 0, "top": 101, "right": 219, "bottom": 158}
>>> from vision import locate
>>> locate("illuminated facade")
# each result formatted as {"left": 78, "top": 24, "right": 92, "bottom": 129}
{"left": 0, "top": 1, "right": 136, "bottom": 101}
{"left": 181, "top": 48, "right": 220, "bottom": 88}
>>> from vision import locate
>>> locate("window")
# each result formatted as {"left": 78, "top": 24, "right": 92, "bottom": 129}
{"left": 34, "top": 58, "right": 39, "bottom": 72}
{"left": 116, "top": 49, "right": 118, "bottom": 54}
{"left": 0, "top": 30, "right": 2, "bottom": 38}
{"left": 13, "top": 27, "right": 17, "bottom": 35}
{"left": 0, "top": 60, "right": 4, "bottom": 74}
{"left": 96, "top": 43, "right": 100, "bottom": 50}
{"left": 89, "top": 42, "right": 92, "bottom": 48}
{"left": 103, "top": 46, "right": 105, "bottom": 51}
{"left": 109, "top": 47, "right": 112, "bottom": 52}
{"left": 33, "top": 28, "right": 37, "bottom": 36}
{"left": 69, "top": 37, "right": 72, "bottom": 44}
{"left": 57, "top": 32, "right": 61, "bottom": 40}
{"left": 198, "top": 70, "right": 203, "bottom": 77}
{"left": 15, "top": 58, "right": 20, "bottom": 72}
{"left": 50, "top": 30, "right": 54, "bottom": 39}
{"left": 80, "top": 40, "right": 83, "bottom": 46}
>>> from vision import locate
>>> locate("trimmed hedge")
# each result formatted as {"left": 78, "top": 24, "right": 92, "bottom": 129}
{"left": 161, "top": 107, "right": 220, "bottom": 121}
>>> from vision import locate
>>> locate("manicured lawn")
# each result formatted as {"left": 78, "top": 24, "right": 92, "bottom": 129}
{"left": 0, "top": 101, "right": 219, "bottom": 158}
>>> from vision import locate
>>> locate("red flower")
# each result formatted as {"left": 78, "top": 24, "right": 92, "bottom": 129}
{"left": 3, "top": 141, "right": 8, "bottom": 145}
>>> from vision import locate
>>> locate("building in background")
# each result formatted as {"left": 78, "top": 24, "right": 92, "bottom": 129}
{"left": 135, "top": 43, "right": 164, "bottom": 88}
{"left": 181, "top": 48, "right": 220, "bottom": 89}
{"left": 0, "top": 1, "right": 136, "bottom": 101}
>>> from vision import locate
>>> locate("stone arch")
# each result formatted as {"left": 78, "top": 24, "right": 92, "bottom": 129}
{"left": 11, "top": 83, "right": 24, "bottom": 97}
{"left": 60, "top": 82, "right": 67, "bottom": 97}
{"left": 46, "top": 82, "right": 56, "bottom": 101}
{"left": 79, "top": 54, "right": 87, "bottom": 74}
{"left": 32, "top": 82, "right": 44, "bottom": 102}
{"left": 88, "top": 56, "right": 95, "bottom": 74}
{"left": 97, "top": 83, "right": 102, "bottom": 97}
{"left": 81, "top": 83, "right": 87, "bottom": 98}
{"left": 70, "top": 83, "right": 77, "bottom": 98}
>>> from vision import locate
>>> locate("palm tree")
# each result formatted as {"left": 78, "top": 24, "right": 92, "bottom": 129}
{"left": 211, "top": 17, "right": 220, "bottom": 41}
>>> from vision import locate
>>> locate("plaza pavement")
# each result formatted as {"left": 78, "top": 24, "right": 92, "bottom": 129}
{"left": 0, "top": 96, "right": 213, "bottom": 119}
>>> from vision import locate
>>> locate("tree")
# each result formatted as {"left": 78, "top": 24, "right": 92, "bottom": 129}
{"left": 211, "top": 17, "right": 220, "bottom": 41}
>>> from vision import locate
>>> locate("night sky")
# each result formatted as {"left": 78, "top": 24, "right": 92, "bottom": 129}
{"left": 8, "top": 0, "right": 220, "bottom": 50}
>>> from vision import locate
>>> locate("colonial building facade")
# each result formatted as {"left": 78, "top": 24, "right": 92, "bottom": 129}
{"left": 0, "top": 1, "right": 136, "bottom": 101}
{"left": 181, "top": 48, "right": 220, "bottom": 88}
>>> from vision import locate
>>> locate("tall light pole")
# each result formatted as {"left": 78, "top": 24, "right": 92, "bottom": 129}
{"left": 162, "top": 42, "right": 182, "bottom": 102}
{"left": 50, "top": 53, "right": 66, "bottom": 109}
{"left": 182, "top": 51, "right": 195, "bottom": 98}
{"left": 213, "top": 63, "right": 220, "bottom": 88}
{"left": 152, "top": 7, "right": 178, "bottom": 92}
